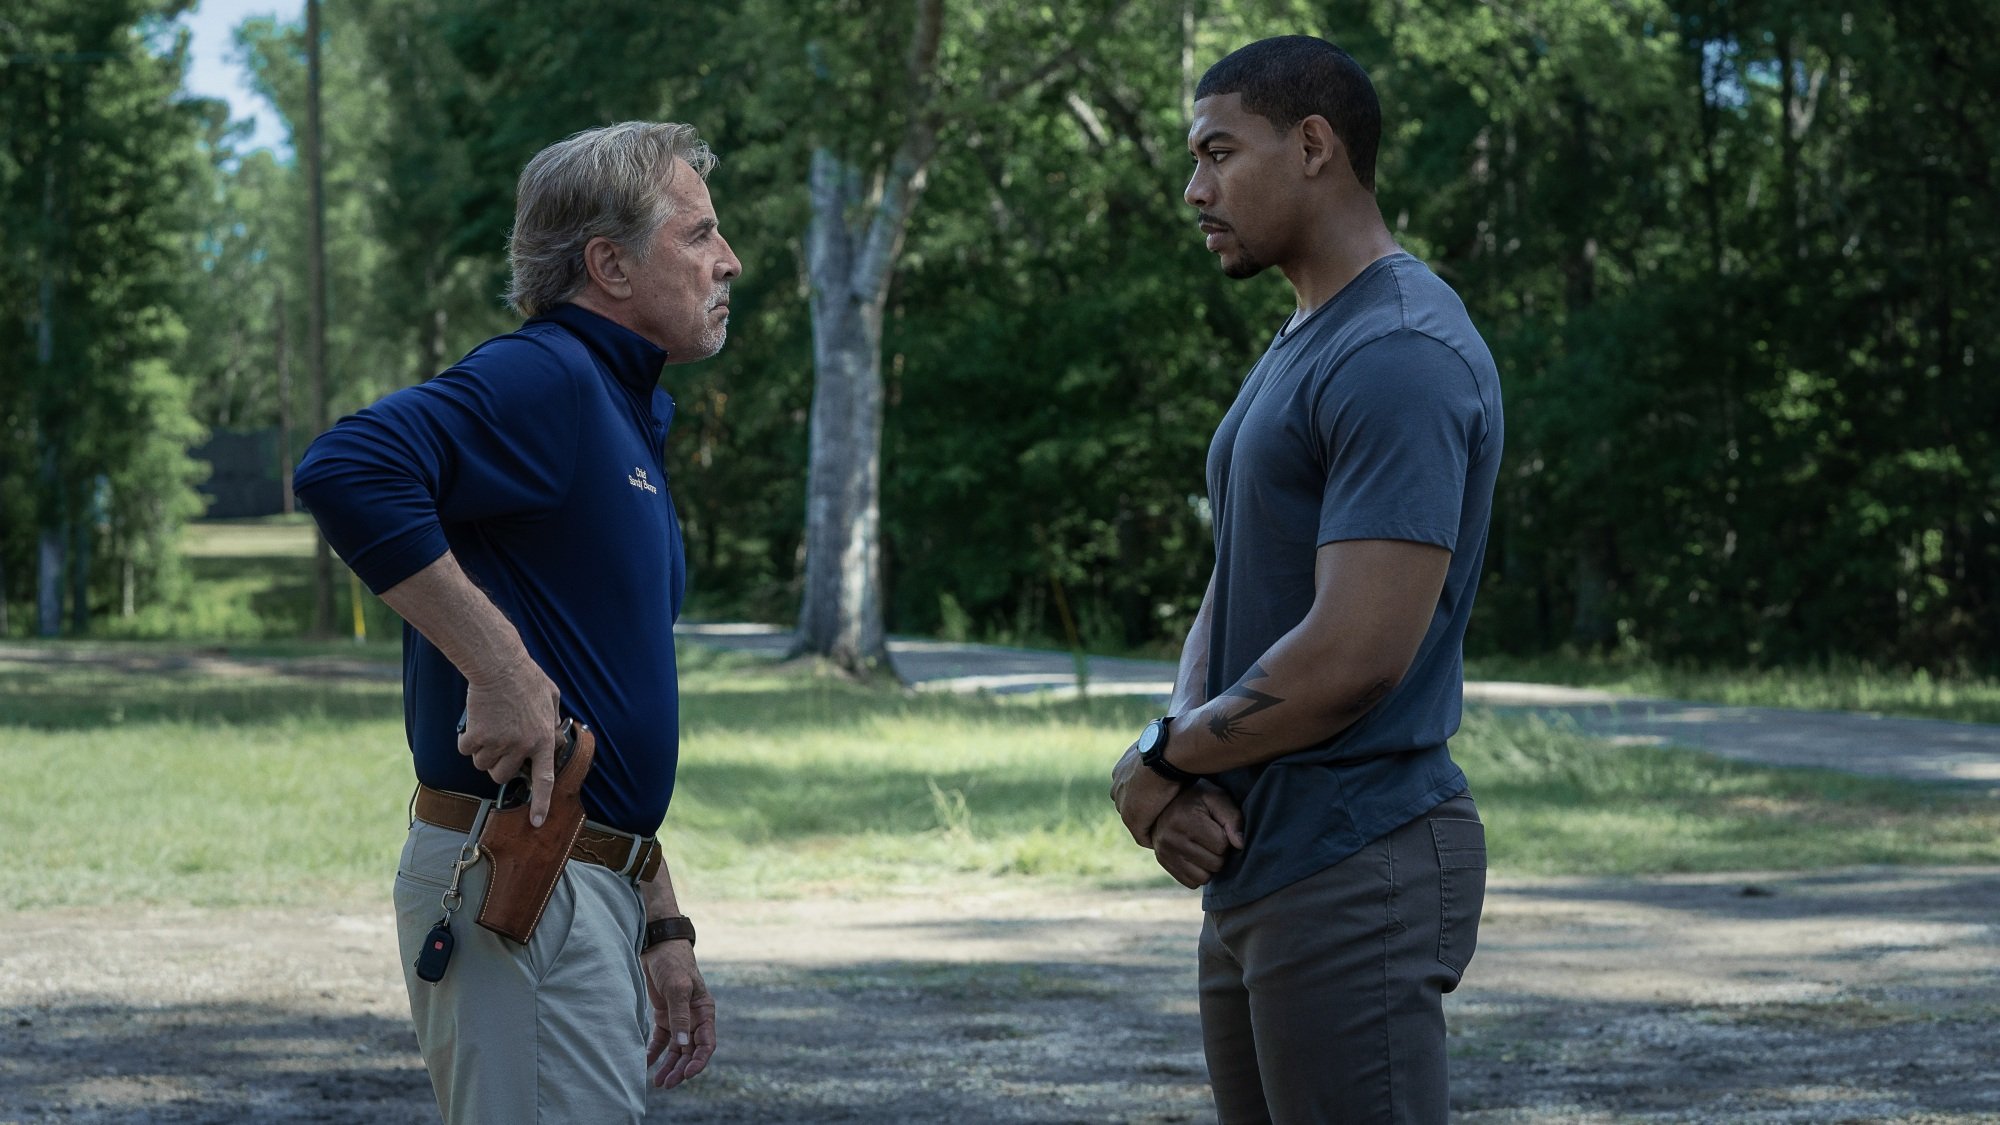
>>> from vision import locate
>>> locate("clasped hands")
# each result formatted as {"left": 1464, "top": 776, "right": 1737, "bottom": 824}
{"left": 1110, "top": 743, "right": 1245, "bottom": 888}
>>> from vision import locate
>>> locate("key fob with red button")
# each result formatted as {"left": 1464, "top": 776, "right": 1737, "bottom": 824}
{"left": 415, "top": 918, "right": 455, "bottom": 983}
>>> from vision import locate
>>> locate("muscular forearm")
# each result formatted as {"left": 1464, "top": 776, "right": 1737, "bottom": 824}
{"left": 1164, "top": 619, "right": 1396, "bottom": 775}
{"left": 1161, "top": 540, "right": 1448, "bottom": 777}
{"left": 1167, "top": 577, "right": 1215, "bottom": 716}
{"left": 377, "top": 552, "right": 536, "bottom": 686}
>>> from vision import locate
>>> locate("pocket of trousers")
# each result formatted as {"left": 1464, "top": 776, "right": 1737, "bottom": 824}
{"left": 1430, "top": 816, "right": 1487, "bottom": 979}
{"left": 396, "top": 821, "right": 477, "bottom": 892}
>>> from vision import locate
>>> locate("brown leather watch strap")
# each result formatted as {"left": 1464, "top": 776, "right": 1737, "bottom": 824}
{"left": 643, "top": 915, "right": 696, "bottom": 951}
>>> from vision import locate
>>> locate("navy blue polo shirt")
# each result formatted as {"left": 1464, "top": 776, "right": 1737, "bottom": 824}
{"left": 294, "top": 303, "right": 687, "bottom": 836}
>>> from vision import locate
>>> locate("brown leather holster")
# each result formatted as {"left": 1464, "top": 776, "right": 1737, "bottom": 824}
{"left": 475, "top": 723, "right": 596, "bottom": 944}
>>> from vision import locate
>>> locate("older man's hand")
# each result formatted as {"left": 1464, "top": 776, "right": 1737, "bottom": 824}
{"left": 644, "top": 940, "right": 715, "bottom": 1090}
{"left": 1151, "top": 783, "right": 1245, "bottom": 888}
{"left": 459, "top": 654, "right": 563, "bottom": 826}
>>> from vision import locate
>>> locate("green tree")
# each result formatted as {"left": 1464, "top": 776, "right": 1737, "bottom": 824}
{"left": 204, "top": 0, "right": 1997, "bottom": 674}
{"left": 0, "top": 0, "right": 211, "bottom": 635}
{"left": 1361, "top": 0, "right": 1997, "bottom": 666}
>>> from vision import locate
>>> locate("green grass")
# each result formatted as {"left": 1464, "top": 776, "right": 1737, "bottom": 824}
{"left": 9, "top": 522, "right": 1996, "bottom": 908}
{"left": 6, "top": 642, "right": 2000, "bottom": 911}
{"left": 1466, "top": 651, "right": 2000, "bottom": 725}
{"left": 1454, "top": 708, "right": 2000, "bottom": 874}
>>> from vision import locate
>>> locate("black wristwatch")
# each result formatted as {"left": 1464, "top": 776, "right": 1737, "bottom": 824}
{"left": 1138, "top": 716, "right": 1203, "bottom": 784}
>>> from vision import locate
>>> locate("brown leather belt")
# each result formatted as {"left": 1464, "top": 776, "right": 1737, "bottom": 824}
{"left": 412, "top": 784, "right": 663, "bottom": 883}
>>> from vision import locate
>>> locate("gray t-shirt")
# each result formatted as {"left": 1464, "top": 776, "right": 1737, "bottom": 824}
{"left": 1201, "top": 251, "right": 1504, "bottom": 910}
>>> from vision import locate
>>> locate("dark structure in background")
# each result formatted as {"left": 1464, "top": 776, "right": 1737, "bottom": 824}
{"left": 193, "top": 428, "right": 286, "bottom": 519}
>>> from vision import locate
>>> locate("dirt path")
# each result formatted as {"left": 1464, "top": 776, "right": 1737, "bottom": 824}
{"left": 6, "top": 869, "right": 1999, "bottom": 1123}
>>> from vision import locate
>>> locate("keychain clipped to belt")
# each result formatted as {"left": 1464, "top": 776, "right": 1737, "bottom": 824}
{"left": 415, "top": 711, "right": 586, "bottom": 984}
{"left": 413, "top": 793, "right": 491, "bottom": 984}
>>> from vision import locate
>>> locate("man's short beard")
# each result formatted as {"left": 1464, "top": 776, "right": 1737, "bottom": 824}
{"left": 1222, "top": 253, "right": 1268, "bottom": 280}
{"left": 694, "top": 323, "right": 727, "bottom": 357}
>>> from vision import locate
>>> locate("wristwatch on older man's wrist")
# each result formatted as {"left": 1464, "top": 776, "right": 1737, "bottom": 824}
{"left": 1138, "top": 716, "right": 1204, "bottom": 784}
{"left": 643, "top": 915, "right": 696, "bottom": 951}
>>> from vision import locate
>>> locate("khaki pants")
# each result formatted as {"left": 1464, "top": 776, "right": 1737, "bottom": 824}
{"left": 1198, "top": 795, "right": 1486, "bottom": 1124}
{"left": 393, "top": 819, "right": 649, "bottom": 1124}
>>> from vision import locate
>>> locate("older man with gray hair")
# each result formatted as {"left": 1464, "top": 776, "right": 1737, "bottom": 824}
{"left": 295, "top": 121, "right": 740, "bottom": 1123}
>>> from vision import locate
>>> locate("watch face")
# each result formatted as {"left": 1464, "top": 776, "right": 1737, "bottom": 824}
{"left": 1138, "top": 719, "right": 1166, "bottom": 756}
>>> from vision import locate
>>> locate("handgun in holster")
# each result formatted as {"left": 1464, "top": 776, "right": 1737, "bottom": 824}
{"left": 475, "top": 718, "right": 596, "bottom": 944}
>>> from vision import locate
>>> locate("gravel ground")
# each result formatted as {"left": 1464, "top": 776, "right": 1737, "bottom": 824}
{"left": 5, "top": 868, "right": 2000, "bottom": 1123}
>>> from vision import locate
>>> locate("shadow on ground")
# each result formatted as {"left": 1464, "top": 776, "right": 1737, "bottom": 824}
{"left": 0, "top": 1002, "right": 432, "bottom": 1124}
{"left": 1452, "top": 868, "right": 2000, "bottom": 1123}
{"left": 652, "top": 958, "right": 1211, "bottom": 1124}
{"left": 0, "top": 958, "right": 1211, "bottom": 1125}
{"left": 6, "top": 870, "right": 2000, "bottom": 1124}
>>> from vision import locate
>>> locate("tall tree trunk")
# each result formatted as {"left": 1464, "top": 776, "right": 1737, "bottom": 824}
{"left": 36, "top": 516, "right": 63, "bottom": 638}
{"left": 421, "top": 269, "right": 449, "bottom": 382}
{"left": 305, "top": 0, "right": 336, "bottom": 636}
{"left": 789, "top": 0, "right": 1082, "bottom": 675}
{"left": 35, "top": 171, "right": 62, "bottom": 638}
{"left": 69, "top": 495, "right": 91, "bottom": 634}
{"left": 275, "top": 281, "right": 294, "bottom": 514}
{"left": 1570, "top": 540, "right": 1617, "bottom": 650}
{"left": 1776, "top": 28, "right": 1801, "bottom": 263}
{"left": 35, "top": 467, "right": 63, "bottom": 639}
{"left": 796, "top": 151, "right": 902, "bottom": 677}
{"left": 792, "top": 0, "right": 944, "bottom": 679}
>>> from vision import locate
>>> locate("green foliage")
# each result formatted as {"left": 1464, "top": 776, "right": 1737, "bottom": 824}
{"left": 30, "top": 0, "right": 1990, "bottom": 668}
{"left": 103, "top": 517, "right": 402, "bottom": 640}
{"left": 0, "top": 0, "right": 213, "bottom": 635}
{"left": 735, "top": 0, "right": 1998, "bottom": 668}
{"left": 1365, "top": 0, "right": 2000, "bottom": 666}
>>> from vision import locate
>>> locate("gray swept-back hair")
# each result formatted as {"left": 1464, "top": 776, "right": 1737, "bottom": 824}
{"left": 505, "top": 121, "right": 717, "bottom": 317}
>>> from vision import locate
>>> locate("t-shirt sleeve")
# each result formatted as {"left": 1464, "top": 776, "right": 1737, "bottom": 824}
{"left": 291, "top": 335, "right": 581, "bottom": 594}
{"left": 1314, "top": 329, "right": 1485, "bottom": 552}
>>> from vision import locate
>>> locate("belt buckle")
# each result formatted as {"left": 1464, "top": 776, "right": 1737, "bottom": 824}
{"left": 614, "top": 834, "right": 645, "bottom": 879}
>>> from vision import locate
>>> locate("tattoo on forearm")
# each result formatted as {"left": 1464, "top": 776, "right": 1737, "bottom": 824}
{"left": 1206, "top": 662, "right": 1283, "bottom": 743}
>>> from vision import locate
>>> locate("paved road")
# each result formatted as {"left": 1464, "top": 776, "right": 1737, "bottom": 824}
{"left": 676, "top": 623, "right": 2000, "bottom": 789}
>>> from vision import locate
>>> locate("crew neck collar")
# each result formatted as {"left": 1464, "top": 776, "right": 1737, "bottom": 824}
{"left": 1274, "top": 251, "right": 1412, "bottom": 346}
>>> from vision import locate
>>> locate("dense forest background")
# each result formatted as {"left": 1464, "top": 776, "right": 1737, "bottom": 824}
{"left": 3, "top": 0, "right": 1994, "bottom": 669}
